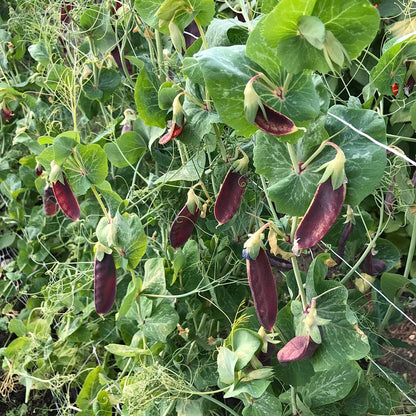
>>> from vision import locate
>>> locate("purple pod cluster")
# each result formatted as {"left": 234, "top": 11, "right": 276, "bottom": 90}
{"left": 94, "top": 252, "right": 117, "bottom": 315}
{"left": 169, "top": 204, "right": 200, "bottom": 249}
{"left": 293, "top": 179, "right": 346, "bottom": 254}
{"left": 52, "top": 175, "right": 80, "bottom": 221}
{"left": 214, "top": 170, "right": 247, "bottom": 225}
{"left": 277, "top": 334, "right": 320, "bottom": 365}
{"left": 43, "top": 185, "right": 59, "bottom": 216}
{"left": 246, "top": 248, "right": 278, "bottom": 331}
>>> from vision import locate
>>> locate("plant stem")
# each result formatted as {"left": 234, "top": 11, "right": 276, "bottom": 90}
{"left": 404, "top": 211, "right": 416, "bottom": 279}
{"left": 91, "top": 185, "right": 110, "bottom": 222}
{"left": 260, "top": 175, "right": 279, "bottom": 224}
{"left": 290, "top": 386, "right": 298, "bottom": 415}
{"left": 290, "top": 216, "right": 307, "bottom": 309}
{"left": 287, "top": 143, "right": 299, "bottom": 174}
{"left": 282, "top": 73, "right": 293, "bottom": 98}
{"left": 213, "top": 124, "right": 228, "bottom": 162}
{"left": 155, "top": 30, "right": 165, "bottom": 79}
{"left": 194, "top": 18, "right": 208, "bottom": 49}
{"left": 200, "top": 393, "right": 241, "bottom": 416}
{"left": 340, "top": 198, "right": 385, "bottom": 285}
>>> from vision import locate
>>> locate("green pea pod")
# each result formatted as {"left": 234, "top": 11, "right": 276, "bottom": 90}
{"left": 246, "top": 247, "right": 278, "bottom": 331}
{"left": 293, "top": 178, "right": 346, "bottom": 255}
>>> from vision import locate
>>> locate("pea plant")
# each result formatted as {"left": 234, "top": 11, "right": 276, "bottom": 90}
{"left": 0, "top": 0, "right": 416, "bottom": 415}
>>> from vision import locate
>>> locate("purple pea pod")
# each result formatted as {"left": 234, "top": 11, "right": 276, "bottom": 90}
{"left": 120, "top": 109, "right": 136, "bottom": 134}
{"left": 169, "top": 204, "right": 200, "bottom": 249}
{"left": 266, "top": 252, "right": 293, "bottom": 271}
{"left": 214, "top": 171, "right": 247, "bottom": 225}
{"left": 159, "top": 93, "right": 185, "bottom": 145}
{"left": 254, "top": 104, "right": 298, "bottom": 136}
{"left": 214, "top": 148, "right": 249, "bottom": 225}
{"left": 43, "top": 185, "right": 59, "bottom": 216}
{"left": 336, "top": 221, "right": 354, "bottom": 265}
{"left": 293, "top": 178, "right": 346, "bottom": 255}
{"left": 277, "top": 334, "right": 320, "bottom": 365}
{"left": 360, "top": 249, "right": 386, "bottom": 276}
{"left": 50, "top": 162, "right": 80, "bottom": 221}
{"left": 1, "top": 106, "right": 13, "bottom": 122}
{"left": 35, "top": 162, "right": 44, "bottom": 177}
{"left": 94, "top": 251, "right": 117, "bottom": 315}
{"left": 246, "top": 247, "right": 278, "bottom": 331}
{"left": 169, "top": 187, "right": 203, "bottom": 249}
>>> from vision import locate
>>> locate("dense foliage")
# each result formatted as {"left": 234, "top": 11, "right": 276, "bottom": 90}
{"left": 0, "top": 0, "right": 416, "bottom": 414}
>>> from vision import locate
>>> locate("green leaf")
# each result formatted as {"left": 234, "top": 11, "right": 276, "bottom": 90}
{"left": 105, "top": 344, "right": 146, "bottom": 357}
{"left": 242, "top": 391, "right": 282, "bottom": 416}
{"left": 224, "top": 379, "right": 272, "bottom": 399}
{"left": 226, "top": 329, "right": 262, "bottom": 371}
{"left": 305, "top": 253, "right": 330, "bottom": 301}
{"left": 158, "top": 82, "right": 182, "bottom": 110}
{"left": 217, "top": 346, "right": 238, "bottom": 384}
{"left": 65, "top": 144, "right": 108, "bottom": 195}
{"left": 370, "top": 37, "right": 416, "bottom": 95}
{"left": 381, "top": 272, "right": 416, "bottom": 301}
{"left": 194, "top": 45, "right": 259, "bottom": 137}
{"left": 8, "top": 319, "right": 26, "bottom": 337}
{"left": 113, "top": 212, "right": 147, "bottom": 270}
{"left": 0, "top": 231, "right": 15, "bottom": 250}
{"left": 249, "top": 0, "right": 379, "bottom": 74}
{"left": 28, "top": 40, "right": 49, "bottom": 65}
{"left": 299, "top": 364, "right": 359, "bottom": 408}
{"left": 117, "top": 273, "right": 142, "bottom": 320}
{"left": 135, "top": 0, "right": 214, "bottom": 34}
{"left": 104, "top": 131, "right": 147, "bottom": 168}
{"left": 53, "top": 132, "right": 79, "bottom": 165}
{"left": 254, "top": 105, "right": 387, "bottom": 215}
{"left": 142, "top": 302, "right": 179, "bottom": 342}
{"left": 76, "top": 366, "right": 103, "bottom": 410}
{"left": 297, "top": 16, "right": 326, "bottom": 50}
{"left": 141, "top": 257, "right": 166, "bottom": 295}
{"left": 96, "top": 391, "right": 112, "bottom": 416}
{"left": 300, "top": 287, "right": 370, "bottom": 371}
{"left": 134, "top": 64, "right": 166, "bottom": 128}
{"left": 155, "top": 151, "right": 206, "bottom": 184}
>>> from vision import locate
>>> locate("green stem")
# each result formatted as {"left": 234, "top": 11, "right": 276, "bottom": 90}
{"left": 290, "top": 386, "right": 298, "bottom": 415}
{"left": 287, "top": 143, "right": 299, "bottom": 174}
{"left": 260, "top": 175, "right": 279, "bottom": 224}
{"left": 194, "top": 18, "right": 208, "bottom": 49}
{"left": 213, "top": 124, "right": 228, "bottom": 162}
{"left": 341, "top": 198, "right": 385, "bottom": 285}
{"left": 290, "top": 216, "right": 307, "bottom": 309}
{"left": 155, "top": 30, "right": 165, "bottom": 79}
{"left": 91, "top": 185, "right": 110, "bottom": 222}
{"left": 200, "top": 392, "right": 241, "bottom": 416}
{"left": 404, "top": 212, "right": 416, "bottom": 279}
{"left": 238, "top": 0, "right": 253, "bottom": 31}
{"left": 282, "top": 73, "right": 293, "bottom": 98}
{"left": 378, "top": 294, "right": 400, "bottom": 335}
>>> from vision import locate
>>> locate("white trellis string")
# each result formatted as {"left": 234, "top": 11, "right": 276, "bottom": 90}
{"left": 327, "top": 112, "right": 416, "bottom": 168}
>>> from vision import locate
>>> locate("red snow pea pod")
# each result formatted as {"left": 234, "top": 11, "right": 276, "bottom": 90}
{"left": 215, "top": 148, "right": 249, "bottom": 225}
{"left": 1, "top": 106, "right": 13, "bottom": 122}
{"left": 254, "top": 103, "right": 298, "bottom": 136}
{"left": 43, "top": 185, "right": 59, "bottom": 216}
{"left": 94, "top": 252, "right": 117, "bottom": 315}
{"left": 293, "top": 178, "right": 346, "bottom": 255}
{"left": 169, "top": 204, "right": 200, "bottom": 249}
{"left": 52, "top": 175, "right": 80, "bottom": 221}
{"left": 246, "top": 247, "right": 278, "bottom": 331}
{"left": 35, "top": 162, "right": 44, "bottom": 177}
{"left": 159, "top": 93, "right": 185, "bottom": 145}
{"left": 169, "top": 185, "right": 207, "bottom": 249}
{"left": 360, "top": 249, "right": 386, "bottom": 276}
{"left": 392, "top": 83, "right": 399, "bottom": 97}
{"left": 277, "top": 334, "right": 320, "bottom": 365}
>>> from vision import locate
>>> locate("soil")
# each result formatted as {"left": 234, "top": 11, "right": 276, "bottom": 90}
{"left": 378, "top": 306, "right": 416, "bottom": 386}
